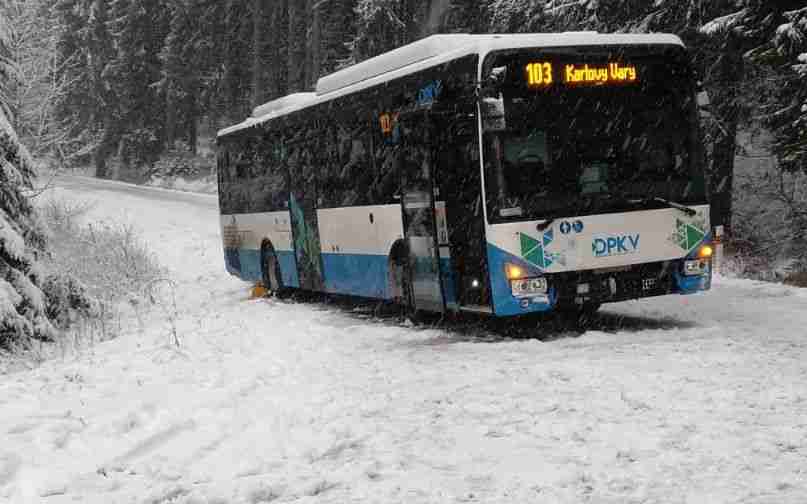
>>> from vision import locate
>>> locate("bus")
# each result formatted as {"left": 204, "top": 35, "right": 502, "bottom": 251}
{"left": 216, "top": 33, "right": 713, "bottom": 318}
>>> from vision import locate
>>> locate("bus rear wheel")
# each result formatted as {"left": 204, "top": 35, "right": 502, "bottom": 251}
{"left": 261, "top": 246, "right": 287, "bottom": 297}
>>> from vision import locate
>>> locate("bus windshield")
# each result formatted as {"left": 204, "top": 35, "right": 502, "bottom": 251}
{"left": 481, "top": 45, "right": 705, "bottom": 223}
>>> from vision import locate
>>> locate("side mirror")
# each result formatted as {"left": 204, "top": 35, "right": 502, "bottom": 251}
{"left": 478, "top": 65, "right": 508, "bottom": 100}
{"left": 697, "top": 90, "right": 711, "bottom": 109}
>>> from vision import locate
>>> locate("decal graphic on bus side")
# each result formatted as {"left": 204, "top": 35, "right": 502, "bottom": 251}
{"left": 670, "top": 218, "right": 707, "bottom": 253}
{"left": 519, "top": 229, "right": 566, "bottom": 270}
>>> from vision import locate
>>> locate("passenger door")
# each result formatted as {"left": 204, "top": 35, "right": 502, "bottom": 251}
{"left": 400, "top": 114, "right": 445, "bottom": 313}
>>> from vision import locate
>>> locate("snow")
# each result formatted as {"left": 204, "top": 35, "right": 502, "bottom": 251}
{"left": 315, "top": 34, "right": 475, "bottom": 96}
{"left": 701, "top": 9, "right": 747, "bottom": 36}
{"left": 1, "top": 176, "right": 806, "bottom": 503}
{"left": 146, "top": 174, "right": 218, "bottom": 195}
{"left": 0, "top": 279, "right": 23, "bottom": 320}
{"left": 251, "top": 93, "right": 317, "bottom": 120}
{"left": 0, "top": 214, "right": 26, "bottom": 262}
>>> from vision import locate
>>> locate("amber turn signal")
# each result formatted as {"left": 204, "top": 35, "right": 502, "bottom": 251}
{"left": 505, "top": 263, "right": 525, "bottom": 280}
{"left": 698, "top": 245, "right": 714, "bottom": 259}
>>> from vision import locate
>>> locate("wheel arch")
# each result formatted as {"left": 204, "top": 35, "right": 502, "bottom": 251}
{"left": 387, "top": 238, "right": 409, "bottom": 266}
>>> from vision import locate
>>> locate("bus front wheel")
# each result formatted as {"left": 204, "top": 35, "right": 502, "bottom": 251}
{"left": 556, "top": 302, "right": 601, "bottom": 327}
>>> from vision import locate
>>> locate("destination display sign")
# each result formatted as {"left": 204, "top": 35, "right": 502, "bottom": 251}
{"left": 526, "top": 61, "right": 638, "bottom": 87}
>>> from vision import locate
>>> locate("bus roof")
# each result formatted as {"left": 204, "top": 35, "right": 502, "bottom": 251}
{"left": 218, "top": 32, "right": 684, "bottom": 139}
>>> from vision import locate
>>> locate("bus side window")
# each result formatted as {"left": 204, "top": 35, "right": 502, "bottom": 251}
{"left": 338, "top": 120, "right": 372, "bottom": 207}
{"left": 320, "top": 126, "right": 340, "bottom": 208}
{"left": 370, "top": 141, "right": 400, "bottom": 205}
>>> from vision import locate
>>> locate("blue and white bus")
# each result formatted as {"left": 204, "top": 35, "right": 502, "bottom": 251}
{"left": 217, "top": 33, "right": 713, "bottom": 317}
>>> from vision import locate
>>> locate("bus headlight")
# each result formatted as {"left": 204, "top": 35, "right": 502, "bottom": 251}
{"left": 684, "top": 259, "right": 708, "bottom": 276}
{"left": 511, "top": 277, "right": 548, "bottom": 297}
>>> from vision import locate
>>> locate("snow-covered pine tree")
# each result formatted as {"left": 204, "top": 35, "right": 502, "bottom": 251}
{"left": 0, "top": 22, "right": 57, "bottom": 348}
{"left": 765, "top": 6, "right": 807, "bottom": 174}
{"left": 161, "top": 0, "right": 212, "bottom": 153}
{"left": 351, "top": 0, "right": 421, "bottom": 62}
{"left": 105, "top": 0, "right": 169, "bottom": 171}
{"left": 318, "top": 0, "right": 356, "bottom": 75}
{"left": 287, "top": 0, "right": 308, "bottom": 92}
{"left": 221, "top": 0, "right": 253, "bottom": 122}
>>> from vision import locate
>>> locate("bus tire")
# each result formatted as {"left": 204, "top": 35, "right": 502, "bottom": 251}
{"left": 387, "top": 240, "right": 409, "bottom": 305}
{"left": 557, "top": 302, "right": 600, "bottom": 327}
{"left": 261, "top": 243, "right": 286, "bottom": 297}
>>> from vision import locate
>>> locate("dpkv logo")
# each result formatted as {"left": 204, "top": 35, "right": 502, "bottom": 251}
{"left": 592, "top": 234, "right": 641, "bottom": 257}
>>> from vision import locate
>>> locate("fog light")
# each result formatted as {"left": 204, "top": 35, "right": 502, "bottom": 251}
{"left": 684, "top": 259, "right": 706, "bottom": 276}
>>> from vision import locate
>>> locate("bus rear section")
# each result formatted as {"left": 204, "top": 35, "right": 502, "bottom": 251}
{"left": 478, "top": 42, "right": 713, "bottom": 317}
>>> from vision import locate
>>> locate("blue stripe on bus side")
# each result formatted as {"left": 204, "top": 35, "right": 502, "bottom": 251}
{"left": 277, "top": 250, "right": 300, "bottom": 288}
{"left": 321, "top": 253, "right": 389, "bottom": 299}
{"left": 225, "top": 248, "right": 300, "bottom": 288}
{"left": 227, "top": 249, "right": 461, "bottom": 304}
{"left": 236, "top": 249, "right": 261, "bottom": 282}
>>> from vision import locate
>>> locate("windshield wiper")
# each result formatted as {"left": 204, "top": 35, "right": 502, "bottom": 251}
{"left": 627, "top": 196, "right": 696, "bottom": 216}
{"left": 648, "top": 196, "right": 697, "bottom": 217}
{"left": 535, "top": 217, "right": 557, "bottom": 232}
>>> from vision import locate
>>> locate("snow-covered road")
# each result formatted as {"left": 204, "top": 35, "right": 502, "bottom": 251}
{"left": 1, "top": 177, "right": 806, "bottom": 503}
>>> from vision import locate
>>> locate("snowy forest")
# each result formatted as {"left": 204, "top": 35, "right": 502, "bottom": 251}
{"left": 2, "top": 0, "right": 807, "bottom": 346}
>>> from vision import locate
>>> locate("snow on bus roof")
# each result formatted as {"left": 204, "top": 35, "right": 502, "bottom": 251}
{"left": 217, "top": 32, "right": 684, "bottom": 139}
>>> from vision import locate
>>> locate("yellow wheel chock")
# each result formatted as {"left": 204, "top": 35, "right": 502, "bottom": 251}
{"left": 250, "top": 282, "right": 269, "bottom": 299}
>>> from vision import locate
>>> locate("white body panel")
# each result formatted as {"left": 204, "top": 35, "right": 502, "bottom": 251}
{"left": 219, "top": 211, "right": 293, "bottom": 252}
{"left": 317, "top": 204, "right": 404, "bottom": 256}
{"left": 486, "top": 205, "right": 710, "bottom": 273}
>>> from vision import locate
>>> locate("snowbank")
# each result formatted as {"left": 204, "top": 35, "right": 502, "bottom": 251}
{"left": 0, "top": 177, "right": 805, "bottom": 503}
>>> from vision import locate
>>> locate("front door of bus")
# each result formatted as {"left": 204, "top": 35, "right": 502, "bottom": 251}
{"left": 400, "top": 116, "right": 445, "bottom": 313}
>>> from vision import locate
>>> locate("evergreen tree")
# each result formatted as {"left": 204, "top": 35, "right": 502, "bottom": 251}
{"left": 0, "top": 19, "right": 56, "bottom": 347}
{"left": 351, "top": 0, "right": 422, "bottom": 62}
{"left": 104, "top": 0, "right": 169, "bottom": 171}
{"left": 221, "top": 0, "right": 253, "bottom": 121}
{"left": 52, "top": 0, "right": 98, "bottom": 163}
{"left": 162, "top": 0, "right": 214, "bottom": 153}
{"left": 287, "top": 0, "right": 308, "bottom": 91}
{"left": 266, "top": 0, "right": 289, "bottom": 100}
{"left": 0, "top": 4, "right": 13, "bottom": 119}
{"left": 309, "top": 0, "right": 355, "bottom": 82}
{"left": 754, "top": 5, "right": 807, "bottom": 173}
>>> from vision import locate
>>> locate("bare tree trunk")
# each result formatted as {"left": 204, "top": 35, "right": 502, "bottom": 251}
{"left": 165, "top": 89, "right": 177, "bottom": 148}
{"left": 709, "top": 32, "right": 743, "bottom": 233}
{"left": 187, "top": 91, "right": 198, "bottom": 154}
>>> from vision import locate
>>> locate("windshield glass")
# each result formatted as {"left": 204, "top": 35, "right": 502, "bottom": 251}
{"left": 481, "top": 45, "right": 705, "bottom": 223}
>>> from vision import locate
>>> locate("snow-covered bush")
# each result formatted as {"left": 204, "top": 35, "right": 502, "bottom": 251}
{"left": 730, "top": 156, "right": 806, "bottom": 280}
{"left": 39, "top": 198, "right": 164, "bottom": 310}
